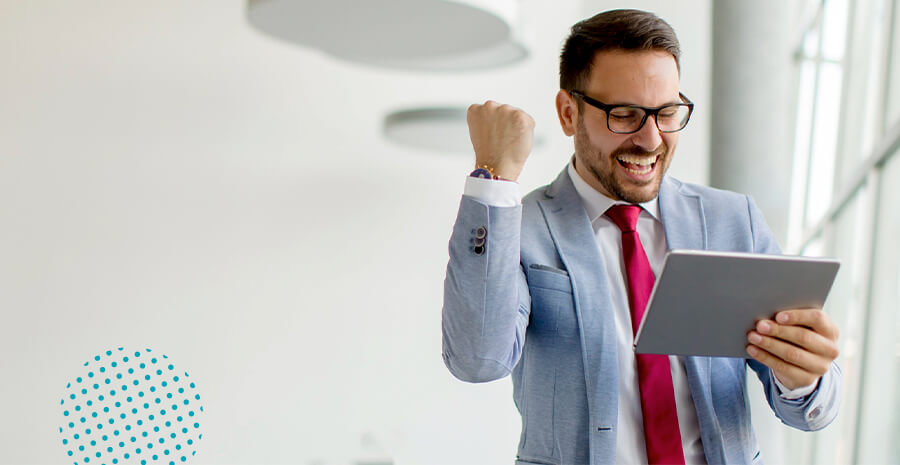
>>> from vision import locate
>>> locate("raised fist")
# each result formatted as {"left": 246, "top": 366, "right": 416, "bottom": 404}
{"left": 466, "top": 101, "right": 535, "bottom": 181}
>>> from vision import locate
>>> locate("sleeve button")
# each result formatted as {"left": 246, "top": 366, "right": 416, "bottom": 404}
{"left": 808, "top": 406, "right": 822, "bottom": 419}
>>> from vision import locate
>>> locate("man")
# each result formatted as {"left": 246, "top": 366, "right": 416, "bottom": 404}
{"left": 441, "top": 9, "right": 841, "bottom": 465}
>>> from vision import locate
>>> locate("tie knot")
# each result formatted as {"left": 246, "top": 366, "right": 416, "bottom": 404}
{"left": 605, "top": 204, "right": 642, "bottom": 233}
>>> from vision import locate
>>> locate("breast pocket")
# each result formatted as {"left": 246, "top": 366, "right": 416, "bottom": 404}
{"left": 527, "top": 265, "right": 578, "bottom": 337}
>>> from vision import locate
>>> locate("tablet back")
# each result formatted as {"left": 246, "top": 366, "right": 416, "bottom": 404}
{"left": 634, "top": 250, "right": 840, "bottom": 358}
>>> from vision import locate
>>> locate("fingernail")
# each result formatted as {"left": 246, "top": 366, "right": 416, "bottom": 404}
{"left": 747, "top": 346, "right": 758, "bottom": 356}
{"left": 758, "top": 321, "right": 771, "bottom": 334}
{"left": 748, "top": 333, "right": 762, "bottom": 344}
{"left": 777, "top": 313, "right": 789, "bottom": 323}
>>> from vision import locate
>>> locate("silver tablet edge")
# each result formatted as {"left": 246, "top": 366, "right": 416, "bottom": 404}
{"left": 632, "top": 249, "right": 841, "bottom": 352}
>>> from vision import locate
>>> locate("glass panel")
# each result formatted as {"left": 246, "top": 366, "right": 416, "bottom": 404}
{"left": 805, "top": 63, "right": 843, "bottom": 225}
{"left": 822, "top": 0, "right": 850, "bottom": 61}
{"left": 809, "top": 184, "right": 872, "bottom": 465}
{"left": 837, "top": 0, "right": 890, "bottom": 186}
{"left": 800, "top": 233, "right": 826, "bottom": 257}
{"left": 803, "top": 19, "right": 822, "bottom": 59}
{"left": 861, "top": 0, "right": 891, "bottom": 155}
{"left": 886, "top": 0, "right": 900, "bottom": 128}
{"left": 788, "top": 60, "right": 818, "bottom": 248}
{"left": 780, "top": 425, "right": 815, "bottom": 465}
{"left": 854, "top": 150, "right": 900, "bottom": 464}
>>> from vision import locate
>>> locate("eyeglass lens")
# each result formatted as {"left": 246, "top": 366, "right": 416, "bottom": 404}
{"left": 608, "top": 105, "right": 691, "bottom": 133}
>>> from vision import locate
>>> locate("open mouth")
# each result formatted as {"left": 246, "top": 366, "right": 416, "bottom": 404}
{"left": 616, "top": 154, "right": 659, "bottom": 175}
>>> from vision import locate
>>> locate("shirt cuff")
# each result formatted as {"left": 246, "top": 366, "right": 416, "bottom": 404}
{"left": 773, "top": 373, "right": 818, "bottom": 399}
{"left": 463, "top": 176, "right": 521, "bottom": 207}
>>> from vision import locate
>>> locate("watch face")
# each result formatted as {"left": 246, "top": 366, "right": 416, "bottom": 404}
{"left": 470, "top": 168, "right": 493, "bottom": 179}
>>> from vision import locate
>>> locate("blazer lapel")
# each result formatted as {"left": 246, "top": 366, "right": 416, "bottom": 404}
{"left": 535, "top": 172, "right": 725, "bottom": 460}
{"left": 658, "top": 177, "right": 707, "bottom": 251}
{"left": 658, "top": 177, "right": 728, "bottom": 462}
{"left": 683, "top": 357, "right": 727, "bottom": 463}
{"left": 537, "top": 169, "right": 620, "bottom": 435}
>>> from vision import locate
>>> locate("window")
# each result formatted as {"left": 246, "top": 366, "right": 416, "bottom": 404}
{"left": 853, "top": 150, "right": 900, "bottom": 465}
{"left": 887, "top": 0, "right": 900, "bottom": 128}
{"left": 785, "top": 0, "right": 900, "bottom": 462}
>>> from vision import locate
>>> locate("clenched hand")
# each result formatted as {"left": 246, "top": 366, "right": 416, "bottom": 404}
{"left": 467, "top": 101, "right": 535, "bottom": 181}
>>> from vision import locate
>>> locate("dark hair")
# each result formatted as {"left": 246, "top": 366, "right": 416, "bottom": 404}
{"left": 559, "top": 9, "right": 681, "bottom": 92}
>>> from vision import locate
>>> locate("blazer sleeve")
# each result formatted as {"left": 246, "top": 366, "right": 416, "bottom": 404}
{"left": 441, "top": 195, "right": 531, "bottom": 383}
{"left": 744, "top": 195, "right": 843, "bottom": 431}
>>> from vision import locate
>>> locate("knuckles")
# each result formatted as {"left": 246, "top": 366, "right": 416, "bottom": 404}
{"left": 808, "top": 310, "right": 825, "bottom": 327}
{"left": 783, "top": 346, "right": 803, "bottom": 365}
{"left": 824, "top": 342, "right": 840, "bottom": 360}
{"left": 797, "top": 329, "right": 814, "bottom": 347}
{"left": 467, "top": 101, "right": 534, "bottom": 128}
{"left": 754, "top": 336, "right": 835, "bottom": 387}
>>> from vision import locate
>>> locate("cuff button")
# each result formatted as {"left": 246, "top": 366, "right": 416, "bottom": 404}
{"left": 808, "top": 406, "right": 822, "bottom": 419}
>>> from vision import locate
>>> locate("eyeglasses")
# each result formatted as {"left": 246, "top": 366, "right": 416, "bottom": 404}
{"left": 569, "top": 90, "right": 694, "bottom": 134}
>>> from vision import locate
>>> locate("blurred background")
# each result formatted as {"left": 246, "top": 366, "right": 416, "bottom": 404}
{"left": 0, "top": 0, "right": 897, "bottom": 463}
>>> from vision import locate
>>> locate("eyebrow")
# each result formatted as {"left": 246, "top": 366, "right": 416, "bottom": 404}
{"left": 610, "top": 98, "right": 684, "bottom": 108}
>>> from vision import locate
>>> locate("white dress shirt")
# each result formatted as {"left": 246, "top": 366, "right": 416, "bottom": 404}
{"left": 462, "top": 161, "right": 815, "bottom": 464}
{"left": 565, "top": 163, "right": 706, "bottom": 465}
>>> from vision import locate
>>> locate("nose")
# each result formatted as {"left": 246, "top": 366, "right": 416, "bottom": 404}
{"left": 631, "top": 114, "right": 663, "bottom": 151}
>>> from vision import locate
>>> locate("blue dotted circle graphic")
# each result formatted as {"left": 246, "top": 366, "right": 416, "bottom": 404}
{"left": 59, "top": 348, "right": 203, "bottom": 465}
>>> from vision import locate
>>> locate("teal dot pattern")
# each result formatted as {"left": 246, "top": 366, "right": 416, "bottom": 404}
{"left": 59, "top": 348, "right": 203, "bottom": 465}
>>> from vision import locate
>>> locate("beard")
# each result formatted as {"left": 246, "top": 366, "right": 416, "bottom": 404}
{"left": 574, "top": 118, "right": 671, "bottom": 204}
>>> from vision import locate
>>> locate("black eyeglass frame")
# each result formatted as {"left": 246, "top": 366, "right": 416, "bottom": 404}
{"left": 569, "top": 90, "right": 695, "bottom": 134}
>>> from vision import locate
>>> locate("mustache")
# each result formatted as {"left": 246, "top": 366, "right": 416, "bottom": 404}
{"left": 611, "top": 143, "right": 667, "bottom": 159}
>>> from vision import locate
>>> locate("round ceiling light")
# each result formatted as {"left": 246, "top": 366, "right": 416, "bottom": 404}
{"left": 384, "top": 107, "right": 473, "bottom": 154}
{"left": 247, "top": 0, "right": 528, "bottom": 70}
{"left": 383, "top": 106, "right": 544, "bottom": 154}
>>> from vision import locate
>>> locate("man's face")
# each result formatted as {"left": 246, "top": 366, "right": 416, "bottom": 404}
{"left": 571, "top": 50, "right": 682, "bottom": 203}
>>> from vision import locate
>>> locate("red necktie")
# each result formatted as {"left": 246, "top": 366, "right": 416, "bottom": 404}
{"left": 606, "top": 205, "right": 685, "bottom": 465}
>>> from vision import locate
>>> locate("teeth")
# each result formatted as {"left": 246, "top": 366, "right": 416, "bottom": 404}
{"left": 625, "top": 165, "right": 652, "bottom": 175}
{"left": 617, "top": 154, "right": 657, "bottom": 166}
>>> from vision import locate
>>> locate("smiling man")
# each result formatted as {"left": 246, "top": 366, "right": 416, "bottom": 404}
{"left": 442, "top": 9, "right": 841, "bottom": 465}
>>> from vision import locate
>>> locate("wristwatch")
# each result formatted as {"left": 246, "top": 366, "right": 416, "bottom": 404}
{"left": 470, "top": 167, "right": 494, "bottom": 179}
{"left": 470, "top": 165, "right": 511, "bottom": 181}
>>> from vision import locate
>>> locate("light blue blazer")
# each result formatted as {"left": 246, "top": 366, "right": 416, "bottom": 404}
{"left": 442, "top": 169, "right": 841, "bottom": 465}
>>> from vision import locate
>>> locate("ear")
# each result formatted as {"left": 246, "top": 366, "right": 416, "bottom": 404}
{"left": 556, "top": 89, "right": 578, "bottom": 137}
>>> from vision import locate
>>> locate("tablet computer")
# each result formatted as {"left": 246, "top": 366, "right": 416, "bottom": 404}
{"left": 633, "top": 249, "right": 840, "bottom": 358}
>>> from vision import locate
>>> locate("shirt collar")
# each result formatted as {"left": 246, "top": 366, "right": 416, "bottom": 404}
{"left": 566, "top": 158, "right": 661, "bottom": 223}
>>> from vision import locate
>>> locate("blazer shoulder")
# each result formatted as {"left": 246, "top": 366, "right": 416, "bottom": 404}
{"left": 668, "top": 177, "right": 747, "bottom": 204}
{"left": 522, "top": 183, "right": 553, "bottom": 205}
{"left": 664, "top": 177, "right": 780, "bottom": 253}
{"left": 520, "top": 183, "right": 555, "bottom": 221}
{"left": 666, "top": 177, "right": 756, "bottom": 216}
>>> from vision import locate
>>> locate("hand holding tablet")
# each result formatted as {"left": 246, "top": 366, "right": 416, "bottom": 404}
{"left": 746, "top": 307, "right": 841, "bottom": 390}
{"left": 633, "top": 250, "right": 840, "bottom": 364}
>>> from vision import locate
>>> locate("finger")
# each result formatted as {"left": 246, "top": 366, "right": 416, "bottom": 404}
{"left": 755, "top": 320, "right": 840, "bottom": 359}
{"left": 774, "top": 309, "right": 840, "bottom": 340}
{"left": 745, "top": 345, "right": 819, "bottom": 388}
{"left": 747, "top": 331, "right": 832, "bottom": 377}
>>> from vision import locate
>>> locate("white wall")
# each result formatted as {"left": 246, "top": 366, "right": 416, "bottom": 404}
{"left": 0, "top": 1, "right": 710, "bottom": 463}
